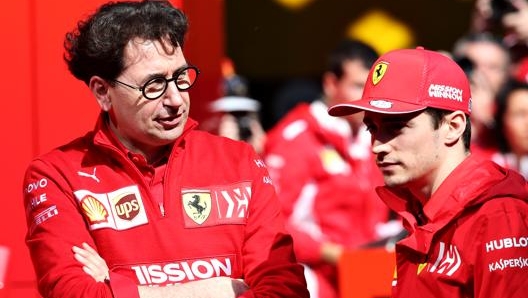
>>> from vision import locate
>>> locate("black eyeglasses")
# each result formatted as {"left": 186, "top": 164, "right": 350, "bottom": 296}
{"left": 112, "top": 65, "right": 200, "bottom": 100}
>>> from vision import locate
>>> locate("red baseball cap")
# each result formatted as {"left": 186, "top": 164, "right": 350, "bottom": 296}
{"left": 328, "top": 47, "right": 472, "bottom": 116}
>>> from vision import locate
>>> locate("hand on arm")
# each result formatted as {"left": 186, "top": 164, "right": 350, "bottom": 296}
{"left": 247, "top": 117, "right": 266, "bottom": 155}
{"left": 320, "top": 241, "right": 344, "bottom": 265}
{"left": 218, "top": 114, "right": 240, "bottom": 141}
{"left": 72, "top": 242, "right": 109, "bottom": 283}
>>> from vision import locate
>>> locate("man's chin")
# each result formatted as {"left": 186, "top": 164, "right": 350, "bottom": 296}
{"left": 383, "top": 176, "right": 408, "bottom": 188}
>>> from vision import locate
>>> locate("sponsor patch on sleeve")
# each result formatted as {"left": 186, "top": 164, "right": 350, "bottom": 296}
{"left": 29, "top": 205, "right": 59, "bottom": 234}
{"left": 485, "top": 236, "right": 528, "bottom": 272}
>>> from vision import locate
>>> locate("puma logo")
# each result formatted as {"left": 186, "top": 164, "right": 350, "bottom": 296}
{"left": 77, "top": 168, "right": 100, "bottom": 183}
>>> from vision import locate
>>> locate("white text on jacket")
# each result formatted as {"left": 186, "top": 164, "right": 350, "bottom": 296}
{"left": 131, "top": 257, "right": 233, "bottom": 285}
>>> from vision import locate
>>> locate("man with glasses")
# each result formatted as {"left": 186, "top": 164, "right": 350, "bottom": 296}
{"left": 111, "top": 65, "right": 200, "bottom": 100}
{"left": 22, "top": 1, "right": 309, "bottom": 298}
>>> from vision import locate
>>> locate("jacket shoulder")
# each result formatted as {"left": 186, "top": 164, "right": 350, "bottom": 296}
{"left": 187, "top": 130, "right": 255, "bottom": 155}
{"left": 28, "top": 132, "right": 94, "bottom": 165}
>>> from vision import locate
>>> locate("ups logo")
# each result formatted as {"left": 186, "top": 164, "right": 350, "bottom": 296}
{"left": 114, "top": 194, "right": 141, "bottom": 220}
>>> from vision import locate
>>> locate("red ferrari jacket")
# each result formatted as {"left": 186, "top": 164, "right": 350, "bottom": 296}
{"left": 377, "top": 154, "right": 528, "bottom": 298}
{"left": 263, "top": 101, "right": 388, "bottom": 298}
{"left": 23, "top": 113, "right": 308, "bottom": 298}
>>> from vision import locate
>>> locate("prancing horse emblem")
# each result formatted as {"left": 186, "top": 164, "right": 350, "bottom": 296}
{"left": 188, "top": 195, "right": 206, "bottom": 215}
{"left": 372, "top": 61, "right": 388, "bottom": 85}
{"left": 182, "top": 192, "right": 211, "bottom": 225}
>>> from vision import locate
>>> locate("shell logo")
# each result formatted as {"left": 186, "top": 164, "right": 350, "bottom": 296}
{"left": 81, "top": 195, "right": 109, "bottom": 224}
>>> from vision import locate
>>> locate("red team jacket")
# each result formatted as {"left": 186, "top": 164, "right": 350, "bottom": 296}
{"left": 23, "top": 114, "right": 308, "bottom": 298}
{"left": 264, "top": 102, "right": 388, "bottom": 298}
{"left": 377, "top": 154, "right": 528, "bottom": 297}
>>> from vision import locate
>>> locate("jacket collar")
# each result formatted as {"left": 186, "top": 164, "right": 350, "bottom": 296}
{"left": 91, "top": 112, "right": 198, "bottom": 157}
{"left": 376, "top": 154, "right": 528, "bottom": 254}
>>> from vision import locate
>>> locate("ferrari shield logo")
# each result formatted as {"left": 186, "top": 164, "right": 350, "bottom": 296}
{"left": 372, "top": 62, "right": 388, "bottom": 85}
{"left": 183, "top": 192, "right": 211, "bottom": 225}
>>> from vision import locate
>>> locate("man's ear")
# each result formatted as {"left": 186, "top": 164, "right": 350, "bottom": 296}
{"left": 322, "top": 71, "right": 337, "bottom": 100}
{"left": 444, "top": 110, "right": 467, "bottom": 146}
{"left": 89, "top": 76, "right": 112, "bottom": 111}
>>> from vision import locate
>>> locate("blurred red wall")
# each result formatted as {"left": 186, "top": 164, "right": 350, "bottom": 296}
{"left": 0, "top": 0, "right": 223, "bottom": 297}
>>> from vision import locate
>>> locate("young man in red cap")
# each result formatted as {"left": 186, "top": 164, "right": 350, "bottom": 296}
{"left": 329, "top": 47, "right": 528, "bottom": 297}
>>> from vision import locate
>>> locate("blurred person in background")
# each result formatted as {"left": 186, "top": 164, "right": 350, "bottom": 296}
{"left": 271, "top": 78, "right": 321, "bottom": 126}
{"left": 263, "top": 39, "right": 397, "bottom": 298}
{"left": 453, "top": 55, "right": 498, "bottom": 158}
{"left": 201, "top": 57, "right": 267, "bottom": 154}
{"left": 452, "top": 33, "right": 511, "bottom": 156}
{"left": 500, "top": 0, "right": 528, "bottom": 82}
{"left": 452, "top": 33, "right": 511, "bottom": 96}
{"left": 209, "top": 95, "right": 267, "bottom": 154}
{"left": 492, "top": 78, "right": 528, "bottom": 179}
{"left": 471, "top": 0, "right": 528, "bottom": 80}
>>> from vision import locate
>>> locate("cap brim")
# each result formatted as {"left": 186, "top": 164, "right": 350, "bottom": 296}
{"left": 328, "top": 98, "right": 427, "bottom": 116}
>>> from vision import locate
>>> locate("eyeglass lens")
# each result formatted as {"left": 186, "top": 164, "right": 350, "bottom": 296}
{"left": 143, "top": 66, "right": 199, "bottom": 99}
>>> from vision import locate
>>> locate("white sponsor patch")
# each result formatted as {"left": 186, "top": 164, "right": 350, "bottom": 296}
{"left": 369, "top": 100, "right": 392, "bottom": 109}
{"left": 74, "top": 185, "right": 148, "bottom": 231}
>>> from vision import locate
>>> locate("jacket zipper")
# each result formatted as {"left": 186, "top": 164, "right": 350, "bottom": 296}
{"left": 99, "top": 143, "right": 167, "bottom": 217}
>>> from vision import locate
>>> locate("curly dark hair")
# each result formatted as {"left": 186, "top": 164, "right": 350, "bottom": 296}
{"left": 64, "top": 0, "right": 188, "bottom": 85}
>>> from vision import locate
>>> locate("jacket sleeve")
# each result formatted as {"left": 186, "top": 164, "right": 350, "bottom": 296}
{"left": 238, "top": 148, "right": 309, "bottom": 298}
{"left": 472, "top": 198, "right": 528, "bottom": 298}
{"left": 23, "top": 158, "right": 139, "bottom": 298}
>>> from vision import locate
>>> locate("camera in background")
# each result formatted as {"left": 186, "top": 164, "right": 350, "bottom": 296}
{"left": 209, "top": 96, "right": 261, "bottom": 142}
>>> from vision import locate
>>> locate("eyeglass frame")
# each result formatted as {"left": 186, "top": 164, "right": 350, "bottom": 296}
{"left": 111, "top": 65, "right": 200, "bottom": 100}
